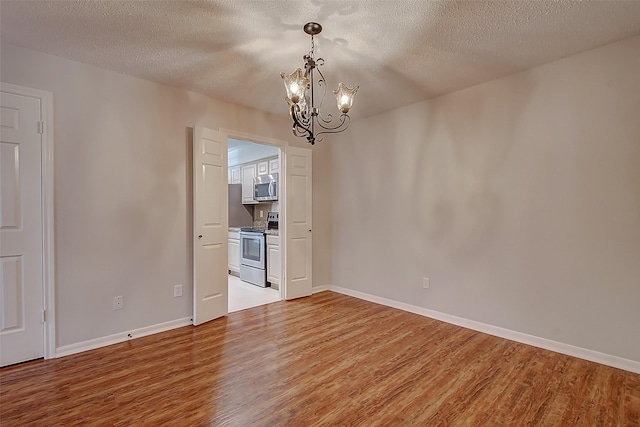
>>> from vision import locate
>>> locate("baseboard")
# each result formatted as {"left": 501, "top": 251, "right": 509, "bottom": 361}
{"left": 328, "top": 285, "right": 640, "bottom": 374}
{"left": 312, "top": 284, "right": 330, "bottom": 294}
{"left": 55, "top": 317, "right": 192, "bottom": 358}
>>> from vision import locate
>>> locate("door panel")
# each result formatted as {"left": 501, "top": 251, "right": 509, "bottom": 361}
{"left": 1, "top": 256, "right": 23, "bottom": 331}
{"left": 284, "top": 146, "right": 312, "bottom": 300}
{"left": 0, "top": 90, "right": 44, "bottom": 366}
{"left": 193, "top": 126, "right": 228, "bottom": 325}
{"left": 1, "top": 143, "right": 20, "bottom": 227}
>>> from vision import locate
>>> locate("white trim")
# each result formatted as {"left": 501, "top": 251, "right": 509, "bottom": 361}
{"left": 41, "top": 89, "right": 55, "bottom": 360}
{"left": 0, "top": 82, "right": 56, "bottom": 360}
{"left": 327, "top": 285, "right": 640, "bottom": 374}
{"left": 55, "top": 318, "right": 192, "bottom": 358}
{"left": 312, "top": 285, "right": 330, "bottom": 294}
{"left": 219, "top": 128, "right": 288, "bottom": 148}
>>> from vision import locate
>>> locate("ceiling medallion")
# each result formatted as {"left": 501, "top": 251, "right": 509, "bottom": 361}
{"left": 281, "top": 22, "right": 359, "bottom": 145}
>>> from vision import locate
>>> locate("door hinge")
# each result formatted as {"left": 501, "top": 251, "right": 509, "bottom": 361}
{"left": 41, "top": 310, "right": 46, "bottom": 323}
{"left": 37, "top": 121, "right": 44, "bottom": 134}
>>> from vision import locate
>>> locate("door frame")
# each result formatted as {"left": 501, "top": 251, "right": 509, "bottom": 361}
{"left": 1, "top": 82, "right": 56, "bottom": 359}
{"left": 220, "top": 128, "right": 288, "bottom": 301}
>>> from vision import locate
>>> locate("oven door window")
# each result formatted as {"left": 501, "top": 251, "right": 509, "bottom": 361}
{"left": 242, "top": 237, "right": 262, "bottom": 263}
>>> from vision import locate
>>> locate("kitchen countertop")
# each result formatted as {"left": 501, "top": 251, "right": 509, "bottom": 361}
{"left": 228, "top": 227, "right": 278, "bottom": 236}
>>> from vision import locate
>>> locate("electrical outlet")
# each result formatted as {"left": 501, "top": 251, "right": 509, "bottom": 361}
{"left": 260, "top": 210, "right": 264, "bottom": 218}
{"left": 174, "top": 284, "right": 183, "bottom": 297}
{"left": 422, "top": 278, "right": 430, "bottom": 289}
{"left": 113, "top": 296, "right": 124, "bottom": 310}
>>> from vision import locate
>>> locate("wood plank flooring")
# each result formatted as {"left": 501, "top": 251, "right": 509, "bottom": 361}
{"left": 1, "top": 291, "right": 639, "bottom": 426}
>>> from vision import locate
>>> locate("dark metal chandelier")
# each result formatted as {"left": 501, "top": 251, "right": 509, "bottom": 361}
{"left": 281, "top": 22, "right": 359, "bottom": 145}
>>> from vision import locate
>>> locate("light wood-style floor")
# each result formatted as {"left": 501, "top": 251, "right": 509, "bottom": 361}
{"left": 1, "top": 291, "right": 638, "bottom": 426}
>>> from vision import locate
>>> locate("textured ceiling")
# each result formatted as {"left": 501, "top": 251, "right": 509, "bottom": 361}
{"left": 2, "top": 1, "right": 640, "bottom": 119}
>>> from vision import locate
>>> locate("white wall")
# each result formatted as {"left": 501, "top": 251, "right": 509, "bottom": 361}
{"left": 0, "top": 43, "right": 333, "bottom": 348}
{"left": 332, "top": 35, "right": 640, "bottom": 363}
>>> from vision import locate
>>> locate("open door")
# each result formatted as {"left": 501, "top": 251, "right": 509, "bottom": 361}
{"left": 284, "top": 145, "right": 312, "bottom": 300}
{"left": 193, "top": 126, "right": 228, "bottom": 325}
{"left": 0, "top": 86, "right": 45, "bottom": 366}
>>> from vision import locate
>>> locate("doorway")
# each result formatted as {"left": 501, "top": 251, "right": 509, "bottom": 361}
{"left": 227, "top": 138, "right": 281, "bottom": 312}
{"left": 193, "top": 126, "right": 313, "bottom": 325}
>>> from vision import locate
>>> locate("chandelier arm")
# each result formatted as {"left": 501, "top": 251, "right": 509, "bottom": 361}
{"left": 292, "top": 125, "right": 308, "bottom": 137}
{"left": 316, "top": 125, "right": 349, "bottom": 142}
{"left": 295, "top": 111, "right": 312, "bottom": 127}
{"left": 317, "top": 112, "right": 336, "bottom": 125}
{"left": 291, "top": 102, "right": 312, "bottom": 125}
{"left": 315, "top": 116, "right": 351, "bottom": 143}
{"left": 315, "top": 113, "right": 351, "bottom": 132}
{"left": 290, "top": 105, "right": 316, "bottom": 145}
{"left": 314, "top": 63, "right": 327, "bottom": 113}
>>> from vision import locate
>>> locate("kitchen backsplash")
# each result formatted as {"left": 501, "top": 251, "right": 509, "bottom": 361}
{"left": 251, "top": 202, "right": 278, "bottom": 230}
{"left": 252, "top": 203, "right": 273, "bottom": 220}
{"left": 253, "top": 220, "right": 268, "bottom": 230}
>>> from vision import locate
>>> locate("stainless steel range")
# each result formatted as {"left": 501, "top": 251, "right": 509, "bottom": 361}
{"left": 239, "top": 228, "right": 268, "bottom": 287}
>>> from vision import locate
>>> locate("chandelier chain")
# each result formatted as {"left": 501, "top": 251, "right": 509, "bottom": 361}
{"left": 311, "top": 34, "right": 314, "bottom": 58}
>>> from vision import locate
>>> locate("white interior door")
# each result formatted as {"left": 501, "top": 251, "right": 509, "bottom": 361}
{"left": 0, "top": 89, "right": 44, "bottom": 366}
{"left": 284, "top": 146, "right": 312, "bottom": 300}
{"left": 193, "top": 126, "right": 228, "bottom": 325}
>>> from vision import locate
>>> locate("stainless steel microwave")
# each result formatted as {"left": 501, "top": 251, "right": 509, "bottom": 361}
{"left": 254, "top": 173, "right": 278, "bottom": 201}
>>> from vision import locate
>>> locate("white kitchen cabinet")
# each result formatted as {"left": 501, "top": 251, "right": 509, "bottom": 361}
{"left": 257, "top": 160, "right": 269, "bottom": 176}
{"left": 229, "top": 166, "right": 241, "bottom": 184}
{"left": 267, "top": 235, "right": 281, "bottom": 288}
{"left": 228, "top": 231, "right": 240, "bottom": 274}
{"left": 269, "top": 158, "right": 279, "bottom": 174}
{"left": 241, "top": 164, "right": 257, "bottom": 204}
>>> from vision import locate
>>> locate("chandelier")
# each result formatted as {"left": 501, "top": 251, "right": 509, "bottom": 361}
{"left": 281, "top": 22, "right": 359, "bottom": 145}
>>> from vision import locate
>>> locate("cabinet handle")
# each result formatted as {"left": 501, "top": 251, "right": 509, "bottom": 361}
{"left": 198, "top": 235, "right": 203, "bottom": 239}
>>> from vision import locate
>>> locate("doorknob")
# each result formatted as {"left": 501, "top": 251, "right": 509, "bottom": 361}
{"left": 198, "top": 235, "right": 203, "bottom": 239}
